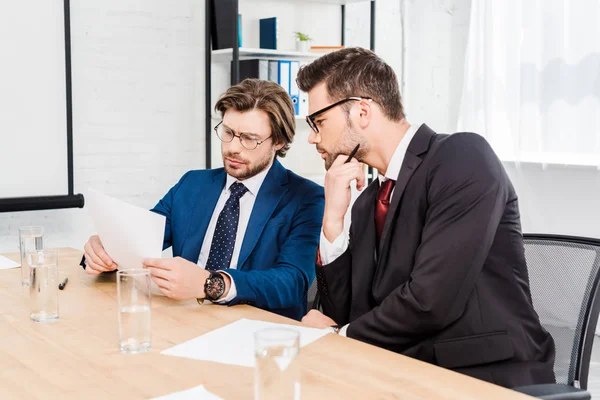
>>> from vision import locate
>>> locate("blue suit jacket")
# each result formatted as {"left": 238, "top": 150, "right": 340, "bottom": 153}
{"left": 151, "top": 160, "right": 324, "bottom": 320}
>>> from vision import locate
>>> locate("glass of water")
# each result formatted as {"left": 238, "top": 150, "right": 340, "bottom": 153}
{"left": 117, "top": 269, "right": 151, "bottom": 354}
{"left": 28, "top": 248, "right": 59, "bottom": 323}
{"left": 19, "top": 226, "right": 44, "bottom": 286}
{"left": 254, "top": 328, "right": 301, "bottom": 400}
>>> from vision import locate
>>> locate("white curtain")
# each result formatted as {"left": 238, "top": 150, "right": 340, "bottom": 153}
{"left": 458, "top": 0, "right": 600, "bottom": 334}
{"left": 457, "top": 0, "right": 600, "bottom": 166}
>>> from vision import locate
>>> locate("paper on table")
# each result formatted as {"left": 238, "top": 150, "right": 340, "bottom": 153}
{"left": 161, "top": 318, "right": 330, "bottom": 367}
{"left": 0, "top": 255, "right": 20, "bottom": 270}
{"left": 150, "top": 385, "right": 222, "bottom": 400}
{"left": 86, "top": 188, "right": 165, "bottom": 270}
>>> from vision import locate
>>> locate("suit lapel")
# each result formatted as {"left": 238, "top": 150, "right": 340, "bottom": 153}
{"left": 377, "top": 124, "right": 437, "bottom": 260}
{"left": 181, "top": 170, "right": 225, "bottom": 262}
{"left": 237, "top": 160, "right": 289, "bottom": 270}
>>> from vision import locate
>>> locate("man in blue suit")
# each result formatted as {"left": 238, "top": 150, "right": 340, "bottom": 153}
{"left": 82, "top": 79, "right": 324, "bottom": 320}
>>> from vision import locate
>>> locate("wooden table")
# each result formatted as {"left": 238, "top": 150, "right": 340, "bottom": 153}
{"left": 0, "top": 248, "right": 533, "bottom": 399}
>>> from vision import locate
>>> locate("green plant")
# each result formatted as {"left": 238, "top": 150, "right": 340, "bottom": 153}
{"left": 293, "top": 31, "right": 313, "bottom": 42}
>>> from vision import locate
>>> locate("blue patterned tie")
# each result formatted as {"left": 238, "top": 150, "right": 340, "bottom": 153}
{"left": 206, "top": 182, "right": 249, "bottom": 271}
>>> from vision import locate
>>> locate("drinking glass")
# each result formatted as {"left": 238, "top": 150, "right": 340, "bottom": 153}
{"left": 254, "top": 328, "right": 301, "bottom": 400}
{"left": 19, "top": 226, "right": 44, "bottom": 286}
{"left": 28, "top": 248, "right": 59, "bottom": 323}
{"left": 117, "top": 269, "right": 152, "bottom": 354}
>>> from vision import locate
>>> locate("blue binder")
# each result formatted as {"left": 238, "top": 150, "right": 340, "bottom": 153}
{"left": 290, "top": 61, "right": 300, "bottom": 115}
{"left": 238, "top": 14, "right": 242, "bottom": 47}
{"left": 278, "top": 60, "right": 300, "bottom": 115}
{"left": 259, "top": 17, "right": 277, "bottom": 50}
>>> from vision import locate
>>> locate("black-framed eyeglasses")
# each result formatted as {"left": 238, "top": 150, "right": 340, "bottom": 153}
{"left": 214, "top": 121, "right": 272, "bottom": 150}
{"left": 306, "top": 96, "right": 372, "bottom": 133}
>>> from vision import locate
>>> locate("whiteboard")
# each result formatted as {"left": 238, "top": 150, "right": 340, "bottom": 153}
{"left": 0, "top": 0, "right": 69, "bottom": 199}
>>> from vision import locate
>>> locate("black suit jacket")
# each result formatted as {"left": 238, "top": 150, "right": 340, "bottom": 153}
{"left": 317, "top": 125, "right": 555, "bottom": 388}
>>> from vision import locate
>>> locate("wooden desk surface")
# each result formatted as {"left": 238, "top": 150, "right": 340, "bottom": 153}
{"left": 0, "top": 248, "right": 533, "bottom": 399}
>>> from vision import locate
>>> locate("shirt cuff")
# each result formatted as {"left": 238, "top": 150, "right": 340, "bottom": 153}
{"left": 339, "top": 323, "right": 349, "bottom": 337}
{"left": 214, "top": 271, "right": 237, "bottom": 303}
{"left": 319, "top": 230, "right": 349, "bottom": 265}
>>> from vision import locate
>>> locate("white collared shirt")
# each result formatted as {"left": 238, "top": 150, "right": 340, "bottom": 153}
{"left": 197, "top": 162, "right": 272, "bottom": 303}
{"left": 319, "top": 123, "right": 421, "bottom": 336}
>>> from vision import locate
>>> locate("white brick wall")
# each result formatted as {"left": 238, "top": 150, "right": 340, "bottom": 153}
{"left": 0, "top": 0, "right": 205, "bottom": 252}
{"left": 401, "top": 0, "right": 471, "bottom": 132}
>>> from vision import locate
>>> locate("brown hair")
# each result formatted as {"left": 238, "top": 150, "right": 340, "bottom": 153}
{"left": 296, "top": 47, "right": 404, "bottom": 121}
{"left": 215, "top": 79, "right": 295, "bottom": 157}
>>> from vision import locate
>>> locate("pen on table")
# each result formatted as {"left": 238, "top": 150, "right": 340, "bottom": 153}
{"left": 344, "top": 144, "right": 360, "bottom": 164}
{"left": 58, "top": 277, "right": 68, "bottom": 290}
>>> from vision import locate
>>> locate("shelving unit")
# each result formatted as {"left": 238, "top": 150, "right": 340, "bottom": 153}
{"left": 205, "top": 0, "right": 376, "bottom": 180}
{"left": 211, "top": 48, "right": 322, "bottom": 63}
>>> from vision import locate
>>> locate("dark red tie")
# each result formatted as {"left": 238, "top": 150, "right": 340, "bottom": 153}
{"left": 375, "top": 179, "right": 395, "bottom": 242}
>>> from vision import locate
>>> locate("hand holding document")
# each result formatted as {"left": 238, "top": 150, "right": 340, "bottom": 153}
{"left": 86, "top": 189, "right": 165, "bottom": 270}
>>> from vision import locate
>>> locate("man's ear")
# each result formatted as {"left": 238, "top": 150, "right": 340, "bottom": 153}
{"left": 355, "top": 98, "right": 373, "bottom": 130}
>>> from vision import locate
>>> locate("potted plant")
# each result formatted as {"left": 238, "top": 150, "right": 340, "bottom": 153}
{"left": 294, "top": 31, "right": 312, "bottom": 52}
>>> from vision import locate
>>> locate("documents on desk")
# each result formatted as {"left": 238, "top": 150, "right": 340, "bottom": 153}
{"left": 161, "top": 318, "right": 330, "bottom": 367}
{"left": 86, "top": 188, "right": 165, "bottom": 269}
{"left": 151, "top": 384, "right": 222, "bottom": 400}
{"left": 0, "top": 255, "right": 19, "bottom": 270}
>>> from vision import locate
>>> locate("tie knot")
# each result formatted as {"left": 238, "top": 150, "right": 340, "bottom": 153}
{"left": 229, "top": 182, "right": 248, "bottom": 199}
{"left": 377, "top": 179, "right": 395, "bottom": 202}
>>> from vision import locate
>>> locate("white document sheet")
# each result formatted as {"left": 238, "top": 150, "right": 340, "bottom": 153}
{"left": 161, "top": 318, "right": 331, "bottom": 367}
{"left": 0, "top": 255, "right": 20, "bottom": 270}
{"left": 86, "top": 189, "right": 165, "bottom": 270}
{"left": 151, "top": 385, "right": 222, "bottom": 400}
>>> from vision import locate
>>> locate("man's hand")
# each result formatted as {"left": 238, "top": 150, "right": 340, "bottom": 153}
{"left": 83, "top": 235, "right": 118, "bottom": 275}
{"left": 301, "top": 309, "right": 337, "bottom": 329}
{"left": 143, "top": 257, "right": 210, "bottom": 301}
{"left": 323, "top": 156, "right": 365, "bottom": 242}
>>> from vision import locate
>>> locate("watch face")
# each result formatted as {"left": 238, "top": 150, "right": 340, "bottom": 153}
{"left": 207, "top": 274, "right": 226, "bottom": 300}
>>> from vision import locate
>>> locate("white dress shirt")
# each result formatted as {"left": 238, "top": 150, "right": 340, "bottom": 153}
{"left": 197, "top": 163, "right": 272, "bottom": 303}
{"left": 320, "top": 123, "right": 421, "bottom": 336}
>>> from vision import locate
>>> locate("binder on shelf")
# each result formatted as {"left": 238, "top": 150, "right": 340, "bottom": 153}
{"left": 259, "top": 17, "right": 277, "bottom": 50}
{"left": 289, "top": 61, "right": 300, "bottom": 116}
{"left": 268, "top": 60, "right": 279, "bottom": 83}
{"left": 298, "top": 62, "right": 309, "bottom": 116}
{"left": 211, "top": 0, "right": 237, "bottom": 50}
{"left": 238, "top": 14, "right": 242, "bottom": 47}
{"left": 277, "top": 60, "right": 291, "bottom": 95}
{"left": 237, "top": 59, "right": 269, "bottom": 81}
{"left": 276, "top": 60, "right": 305, "bottom": 116}
{"left": 299, "top": 91, "right": 309, "bottom": 117}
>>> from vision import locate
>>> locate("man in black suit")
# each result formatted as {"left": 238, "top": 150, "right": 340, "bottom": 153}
{"left": 296, "top": 47, "right": 555, "bottom": 388}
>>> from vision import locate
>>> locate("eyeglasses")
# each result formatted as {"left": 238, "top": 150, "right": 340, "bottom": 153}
{"left": 214, "top": 121, "right": 272, "bottom": 150}
{"left": 306, "top": 96, "right": 372, "bottom": 133}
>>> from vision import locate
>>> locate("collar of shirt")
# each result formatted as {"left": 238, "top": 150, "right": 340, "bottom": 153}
{"left": 225, "top": 160, "right": 273, "bottom": 197}
{"left": 378, "top": 123, "right": 421, "bottom": 184}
